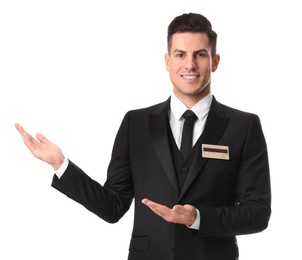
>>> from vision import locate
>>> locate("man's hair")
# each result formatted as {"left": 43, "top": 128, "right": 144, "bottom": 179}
{"left": 167, "top": 13, "right": 217, "bottom": 56}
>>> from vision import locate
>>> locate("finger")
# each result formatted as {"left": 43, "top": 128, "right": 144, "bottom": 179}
{"left": 173, "top": 204, "right": 197, "bottom": 226}
{"left": 142, "top": 199, "right": 175, "bottom": 221}
{"left": 173, "top": 205, "right": 196, "bottom": 218}
{"left": 142, "top": 198, "right": 159, "bottom": 208}
{"left": 142, "top": 199, "right": 169, "bottom": 213}
{"left": 36, "top": 133, "right": 49, "bottom": 143}
{"left": 15, "top": 123, "right": 25, "bottom": 135}
{"left": 173, "top": 204, "right": 191, "bottom": 213}
{"left": 173, "top": 205, "right": 186, "bottom": 213}
{"left": 142, "top": 199, "right": 166, "bottom": 214}
{"left": 142, "top": 198, "right": 152, "bottom": 206}
{"left": 149, "top": 205, "right": 172, "bottom": 220}
{"left": 142, "top": 199, "right": 166, "bottom": 211}
{"left": 15, "top": 124, "right": 33, "bottom": 145}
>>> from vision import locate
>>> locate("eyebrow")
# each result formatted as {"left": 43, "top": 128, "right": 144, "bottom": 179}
{"left": 173, "top": 49, "right": 208, "bottom": 55}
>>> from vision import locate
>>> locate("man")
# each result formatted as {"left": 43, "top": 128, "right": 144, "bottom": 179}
{"left": 15, "top": 13, "right": 271, "bottom": 260}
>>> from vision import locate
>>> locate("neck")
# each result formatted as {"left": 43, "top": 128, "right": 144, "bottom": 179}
{"left": 173, "top": 89, "right": 211, "bottom": 109}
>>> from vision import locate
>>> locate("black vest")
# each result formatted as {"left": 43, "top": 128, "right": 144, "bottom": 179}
{"left": 167, "top": 124, "right": 203, "bottom": 191}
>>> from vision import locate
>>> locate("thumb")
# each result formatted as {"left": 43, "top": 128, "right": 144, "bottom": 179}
{"left": 173, "top": 205, "right": 185, "bottom": 213}
{"left": 36, "top": 133, "right": 49, "bottom": 143}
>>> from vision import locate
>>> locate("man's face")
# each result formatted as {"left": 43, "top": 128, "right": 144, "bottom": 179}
{"left": 165, "top": 32, "right": 220, "bottom": 105}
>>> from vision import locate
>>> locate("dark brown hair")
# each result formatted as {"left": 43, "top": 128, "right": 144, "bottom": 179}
{"left": 167, "top": 13, "right": 217, "bottom": 56}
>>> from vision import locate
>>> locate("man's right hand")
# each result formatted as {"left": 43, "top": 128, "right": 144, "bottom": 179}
{"left": 15, "top": 123, "right": 65, "bottom": 171}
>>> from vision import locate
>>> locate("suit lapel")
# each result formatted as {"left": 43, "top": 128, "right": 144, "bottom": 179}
{"left": 149, "top": 98, "right": 180, "bottom": 195}
{"left": 179, "top": 97, "right": 230, "bottom": 200}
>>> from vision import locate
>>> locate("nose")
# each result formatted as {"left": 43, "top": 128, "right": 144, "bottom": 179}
{"left": 185, "top": 56, "right": 197, "bottom": 70}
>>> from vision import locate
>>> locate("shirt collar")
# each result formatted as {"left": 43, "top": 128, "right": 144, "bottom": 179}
{"left": 170, "top": 93, "right": 213, "bottom": 121}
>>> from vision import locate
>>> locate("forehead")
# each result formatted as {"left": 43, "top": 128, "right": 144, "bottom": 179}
{"left": 170, "top": 32, "right": 210, "bottom": 52}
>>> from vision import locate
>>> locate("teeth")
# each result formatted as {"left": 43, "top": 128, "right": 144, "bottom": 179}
{"left": 183, "top": 75, "right": 197, "bottom": 79}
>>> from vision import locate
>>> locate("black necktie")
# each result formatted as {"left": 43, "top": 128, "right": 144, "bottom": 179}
{"left": 180, "top": 110, "right": 197, "bottom": 159}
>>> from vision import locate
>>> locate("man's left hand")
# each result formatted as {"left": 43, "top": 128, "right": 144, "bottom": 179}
{"left": 142, "top": 198, "right": 197, "bottom": 226}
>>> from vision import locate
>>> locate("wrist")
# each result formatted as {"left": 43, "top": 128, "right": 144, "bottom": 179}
{"left": 188, "top": 208, "right": 200, "bottom": 230}
{"left": 52, "top": 155, "right": 65, "bottom": 171}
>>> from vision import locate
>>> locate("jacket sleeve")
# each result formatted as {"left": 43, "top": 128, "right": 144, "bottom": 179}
{"left": 51, "top": 112, "right": 134, "bottom": 223}
{"left": 198, "top": 115, "right": 271, "bottom": 238}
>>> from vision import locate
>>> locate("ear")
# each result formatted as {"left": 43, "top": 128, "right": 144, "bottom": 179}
{"left": 165, "top": 53, "right": 170, "bottom": 72}
{"left": 211, "top": 54, "right": 220, "bottom": 72}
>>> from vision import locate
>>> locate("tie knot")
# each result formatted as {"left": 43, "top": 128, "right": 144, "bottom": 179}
{"left": 182, "top": 110, "right": 197, "bottom": 121}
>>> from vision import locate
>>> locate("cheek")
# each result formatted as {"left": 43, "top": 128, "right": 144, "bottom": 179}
{"left": 169, "top": 62, "right": 182, "bottom": 73}
{"left": 167, "top": 63, "right": 180, "bottom": 73}
{"left": 199, "top": 62, "right": 212, "bottom": 75}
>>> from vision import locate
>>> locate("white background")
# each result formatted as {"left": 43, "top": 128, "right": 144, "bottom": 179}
{"left": 1, "top": 0, "right": 301, "bottom": 259}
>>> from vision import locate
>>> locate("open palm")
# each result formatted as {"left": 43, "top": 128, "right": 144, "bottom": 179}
{"left": 15, "top": 123, "right": 64, "bottom": 170}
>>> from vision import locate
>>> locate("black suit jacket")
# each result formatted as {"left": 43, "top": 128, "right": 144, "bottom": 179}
{"left": 52, "top": 96, "right": 271, "bottom": 260}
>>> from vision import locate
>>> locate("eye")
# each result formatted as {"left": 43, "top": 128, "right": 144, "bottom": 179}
{"left": 175, "top": 52, "right": 185, "bottom": 58}
{"left": 197, "top": 52, "right": 207, "bottom": 58}
{"left": 197, "top": 52, "right": 206, "bottom": 57}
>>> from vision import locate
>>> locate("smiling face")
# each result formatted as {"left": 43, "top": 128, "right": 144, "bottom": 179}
{"left": 165, "top": 32, "right": 220, "bottom": 108}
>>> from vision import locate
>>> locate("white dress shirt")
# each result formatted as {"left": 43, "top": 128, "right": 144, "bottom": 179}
{"left": 56, "top": 93, "right": 213, "bottom": 230}
{"left": 169, "top": 92, "right": 212, "bottom": 149}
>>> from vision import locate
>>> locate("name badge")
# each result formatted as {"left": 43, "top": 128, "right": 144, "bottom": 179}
{"left": 202, "top": 144, "right": 230, "bottom": 160}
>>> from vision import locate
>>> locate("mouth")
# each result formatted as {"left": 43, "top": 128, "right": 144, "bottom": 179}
{"left": 181, "top": 74, "right": 200, "bottom": 82}
{"left": 181, "top": 75, "right": 199, "bottom": 79}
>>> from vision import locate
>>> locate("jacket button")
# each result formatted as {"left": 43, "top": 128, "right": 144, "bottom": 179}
{"left": 181, "top": 167, "right": 188, "bottom": 173}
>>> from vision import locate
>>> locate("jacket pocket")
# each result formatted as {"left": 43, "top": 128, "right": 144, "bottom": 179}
{"left": 129, "top": 236, "right": 149, "bottom": 252}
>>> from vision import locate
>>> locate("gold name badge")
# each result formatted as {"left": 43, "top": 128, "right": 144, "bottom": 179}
{"left": 202, "top": 144, "right": 230, "bottom": 160}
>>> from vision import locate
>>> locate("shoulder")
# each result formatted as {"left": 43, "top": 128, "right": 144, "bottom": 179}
{"left": 212, "top": 97, "right": 264, "bottom": 133}
{"left": 126, "top": 98, "right": 170, "bottom": 117}
{"left": 213, "top": 96, "right": 259, "bottom": 120}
